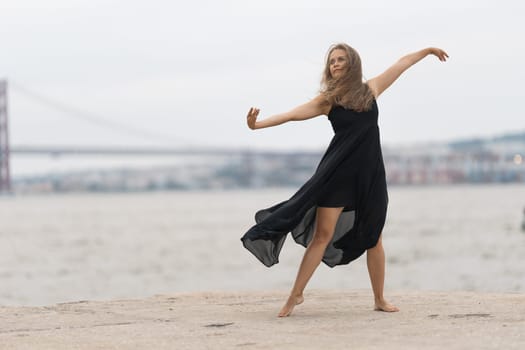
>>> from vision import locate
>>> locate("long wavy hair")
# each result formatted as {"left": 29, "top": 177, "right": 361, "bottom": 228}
{"left": 320, "top": 43, "right": 375, "bottom": 112}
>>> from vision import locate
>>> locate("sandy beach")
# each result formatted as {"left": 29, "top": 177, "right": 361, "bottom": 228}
{"left": 0, "top": 289, "right": 523, "bottom": 349}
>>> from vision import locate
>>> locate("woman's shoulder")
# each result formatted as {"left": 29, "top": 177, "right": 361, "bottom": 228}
{"left": 365, "top": 80, "right": 379, "bottom": 99}
{"left": 311, "top": 93, "right": 332, "bottom": 116}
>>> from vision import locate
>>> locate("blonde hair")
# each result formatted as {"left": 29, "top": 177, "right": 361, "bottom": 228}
{"left": 320, "top": 43, "right": 375, "bottom": 112}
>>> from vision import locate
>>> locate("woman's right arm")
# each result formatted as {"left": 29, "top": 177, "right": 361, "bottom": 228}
{"left": 247, "top": 94, "right": 329, "bottom": 130}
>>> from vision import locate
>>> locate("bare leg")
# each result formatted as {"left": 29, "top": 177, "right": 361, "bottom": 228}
{"left": 278, "top": 206, "right": 344, "bottom": 317}
{"left": 366, "top": 235, "right": 399, "bottom": 312}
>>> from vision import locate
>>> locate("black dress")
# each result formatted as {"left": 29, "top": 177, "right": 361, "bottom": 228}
{"left": 241, "top": 99, "right": 388, "bottom": 267}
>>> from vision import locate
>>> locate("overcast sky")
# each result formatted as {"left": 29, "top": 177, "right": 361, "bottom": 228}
{"left": 1, "top": 0, "right": 524, "bottom": 151}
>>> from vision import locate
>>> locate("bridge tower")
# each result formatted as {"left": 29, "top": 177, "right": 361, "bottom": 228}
{"left": 0, "top": 79, "right": 10, "bottom": 193}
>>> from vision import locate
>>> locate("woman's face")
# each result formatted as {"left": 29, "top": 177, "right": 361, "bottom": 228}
{"left": 329, "top": 49, "right": 348, "bottom": 78}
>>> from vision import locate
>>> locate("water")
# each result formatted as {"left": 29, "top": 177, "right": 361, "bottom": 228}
{"left": 0, "top": 185, "right": 524, "bottom": 306}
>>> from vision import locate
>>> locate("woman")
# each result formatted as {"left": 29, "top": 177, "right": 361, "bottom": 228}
{"left": 241, "top": 44, "right": 448, "bottom": 317}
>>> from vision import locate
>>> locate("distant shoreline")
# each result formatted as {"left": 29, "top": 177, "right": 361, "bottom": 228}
{"left": 3, "top": 182, "right": 525, "bottom": 197}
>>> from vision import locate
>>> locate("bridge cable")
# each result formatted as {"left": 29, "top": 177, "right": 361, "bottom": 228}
{"left": 9, "top": 81, "right": 194, "bottom": 146}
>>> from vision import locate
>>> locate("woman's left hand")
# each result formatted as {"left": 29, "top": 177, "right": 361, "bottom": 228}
{"left": 428, "top": 48, "right": 449, "bottom": 62}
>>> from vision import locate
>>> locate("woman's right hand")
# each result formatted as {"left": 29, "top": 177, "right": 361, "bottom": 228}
{"left": 246, "top": 107, "right": 260, "bottom": 130}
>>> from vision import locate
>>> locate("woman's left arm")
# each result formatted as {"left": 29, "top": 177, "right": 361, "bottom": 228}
{"left": 367, "top": 47, "right": 448, "bottom": 98}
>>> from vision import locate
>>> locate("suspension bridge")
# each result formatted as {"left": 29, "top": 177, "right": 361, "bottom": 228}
{"left": 0, "top": 80, "right": 264, "bottom": 193}
{"left": 0, "top": 80, "right": 320, "bottom": 193}
{"left": 0, "top": 80, "right": 9, "bottom": 192}
{"left": 2, "top": 80, "right": 523, "bottom": 193}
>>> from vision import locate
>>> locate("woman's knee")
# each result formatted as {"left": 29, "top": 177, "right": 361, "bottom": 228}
{"left": 311, "top": 229, "right": 334, "bottom": 246}
{"left": 311, "top": 206, "right": 342, "bottom": 246}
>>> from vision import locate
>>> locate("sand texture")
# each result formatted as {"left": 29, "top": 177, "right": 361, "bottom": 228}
{"left": 1, "top": 290, "right": 524, "bottom": 349}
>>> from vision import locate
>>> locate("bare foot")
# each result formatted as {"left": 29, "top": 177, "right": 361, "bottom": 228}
{"left": 278, "top": 295, "right": 304, "bottom": 317}
{"left": 374, "top": 299, "right": 399, "bottom": 312}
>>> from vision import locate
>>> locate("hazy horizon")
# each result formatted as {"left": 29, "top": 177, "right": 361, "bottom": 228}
{"left": 1, "top": 0, "right": 524, "bottom": 152}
